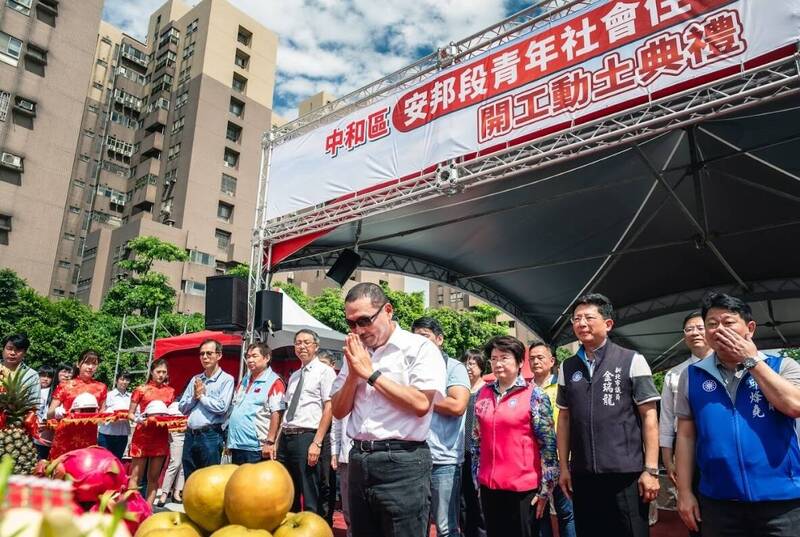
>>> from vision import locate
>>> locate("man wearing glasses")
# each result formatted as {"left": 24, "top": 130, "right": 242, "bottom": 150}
{"left": 556, "top": 294, "right": 660, "bottom": 537}
{"left": 278, "top": 329, "right": 336, "bottom": 519}
{"left": 659, "top": 312, "right": 712, "bottom": 537}
{"left": 331, "top": 283, "right": 446, "bottom": 537}
{"left": 178, "top": 338, "right": 234, "bottom": 478}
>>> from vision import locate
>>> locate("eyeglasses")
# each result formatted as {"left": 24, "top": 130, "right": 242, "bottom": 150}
{"left": 571, "top": 315, "right": 600, "bottom": 324}
{"left": 199, "top": 351, "right": 219, "bottom": 357}
{"left": 346, "top": 303, "right": 387, "bottom": 330}
{"left": 683, "top": 325, "right": 705, "bottom": 334}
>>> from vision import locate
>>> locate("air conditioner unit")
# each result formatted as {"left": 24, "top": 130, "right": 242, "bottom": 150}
{"left": 16, "top": 99, "right": 34, "bottom": 112}
{"left": 1, "top": 152, "right": 22, "bottom": 169}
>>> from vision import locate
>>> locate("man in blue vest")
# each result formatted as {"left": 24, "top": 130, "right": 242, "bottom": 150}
{"left": 556, "top": 293, "right": 661, "bottom": 537}
{"left": 674, "top": 292, "right": 800, "bottom": 536}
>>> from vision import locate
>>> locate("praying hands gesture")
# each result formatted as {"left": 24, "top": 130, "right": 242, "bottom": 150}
{"left": 343, "top": 333, "right": 373, "bottom": 380}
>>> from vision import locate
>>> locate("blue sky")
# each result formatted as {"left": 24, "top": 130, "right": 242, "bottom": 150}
{"left": 102, "top": 0, "right": 535, "bottom": 120}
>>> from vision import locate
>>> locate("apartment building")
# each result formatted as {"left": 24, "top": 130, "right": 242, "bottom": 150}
{"left": 0, "top": 0, "right": 104, "bottom": 296}
{"left": 63, "top": 0, "right": 277, "bottom": 313}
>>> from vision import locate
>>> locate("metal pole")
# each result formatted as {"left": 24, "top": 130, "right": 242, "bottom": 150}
{"left": 147, "top": 306, "right": 159, "bottom": 373}
{"left": 113, "top": 314, "right": 126, "bottom": 385}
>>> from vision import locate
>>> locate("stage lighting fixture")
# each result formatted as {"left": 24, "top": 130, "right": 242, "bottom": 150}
{"left": 326, "top": 248, "right": 362, "bottom": 286}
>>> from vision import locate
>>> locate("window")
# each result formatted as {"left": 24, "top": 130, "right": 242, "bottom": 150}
{"left": 229, "top": 97, "right": 244, "bottom": 118}
{"left": 175, "top": 90, "right": 189, "bottom": 109}
{"left": 232, "top": 73, "right": 247, "bottom": 94}
{"left": 69, "top": 205, "right": 81, "bottom": 214}
{"left": 13, "top": 96, "right": 36, "bottom": 116}
{"left": 221, "top": 173, "right": 237, "bottom": 196}
{"left": 77, "top": 278, "right": 92, "bottom": 292}
{"left": 237, "top": 26, "right": 252, "bottom": 47}
{"left": 0, "top": 214, "right": 10, "bottom": 245}
{"left": 84, "top": 129, "right": 95, "bottom": 138}
{"left": 226, "top": 122, "right": 242, "bottom": 143}
{"left": 73, "top": 179, "right": 86, "bottom": 189}
{"left": 188, "top": 249, "right": 214, "bottom": 266}
{"left": 6, "top": 0, "right": 32, "bottom": 16}
{"left": 36, "top": 0, "right": 57, "bottom": 26}
{"left": 120, "top": 43, "right": 148, "bottom": 67}
{"left": 235, "top": 50, "right": 249, "bottom": 69}
{"left": 182, "top": 42, "right": 195, "bottom": 60}
{"left": 87, "top": 104, "right": 99, "bottom": 114}
{"left": 0, "top": 31, "right": 23, "bottom": 66}
{"left": 52, "top": 288, "right": 65, "bottom": 297}
{"left": 24, "top": 43, "right": 46, "bottom": 76}
{"left": 58, "top": 260, "right": 71, "bottom": 269}
{"left": 0, "top": 91, "right": 9, "bottom": 121}
{"left": 217, "top": 201, "right": 233, "bottom": 223}
{"left": 186, "top": 18, "right": 199, "bottom": 34}
{"left": 105, "top": 135, "right": 134, "bottom": 157}
{"left": 63, "top": 232, "right": 76, "bottom": 241}
{"left": 178, "top": 66, "right": 191, "bottom": 84}
{"left": 223, "top": 148, "right": 239, "bottom": 168}
{"left": 184, "top": 280, "right": 206, "bottom": 296}
{"left": 83, "top": 246, "right": 97, "bottom": 260}
{"left": 79, "top": 154, "right": 90, "bottom": 162}
{"left": 168, "top": 143, "right": 181, "bottom": 161}
{"left": 215, "top": 229, "right": 231, "bottom": 250}
{"left": 171, "top": 116, "right": 185, "bottom": 134}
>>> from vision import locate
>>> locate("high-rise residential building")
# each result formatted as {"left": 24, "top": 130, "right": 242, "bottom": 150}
{"left": 0, "top": 1, "right": 104, "bottom": 296}
{"left": 63, "top": 0, "right": 277, "bottom": 313}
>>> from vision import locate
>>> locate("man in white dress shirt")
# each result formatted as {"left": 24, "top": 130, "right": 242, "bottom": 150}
{"left": 331, "top": 283, "right": 446, "bottom": 537}
{"left": 278, "top": 329, "right": 336, "bottom": 518}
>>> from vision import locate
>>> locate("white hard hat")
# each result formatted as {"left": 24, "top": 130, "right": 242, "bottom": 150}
{"left": 166, "top": 402, "right": 182, "bottom": 416}
{"left": 144, "top": 400, "right": 169, "bottom": 416}
{"left": 71, "top": 393, "right": 99, "bottom": 411}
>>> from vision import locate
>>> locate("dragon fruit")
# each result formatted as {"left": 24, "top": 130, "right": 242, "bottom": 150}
{"left": 90, "top": 489, "right": 152, "bottom": 534}
{"left": 47, "top": 446, "right": 129, "bottom": 503}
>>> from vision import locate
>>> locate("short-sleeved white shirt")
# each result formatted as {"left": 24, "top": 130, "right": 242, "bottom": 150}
{"left": 331, "top": 324, "right": 446, "bottom": 442}
{"left": 281, "top": 357, "right": 336, "bottom": 430}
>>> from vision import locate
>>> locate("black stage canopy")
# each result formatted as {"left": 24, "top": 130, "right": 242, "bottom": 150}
{"left": 275, "top": 97, "right": 800, "bottom": 370}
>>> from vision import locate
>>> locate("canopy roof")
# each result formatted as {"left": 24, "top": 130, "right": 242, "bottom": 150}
{"left": 255, "top": 1, "right": 800, "bottom": 370}
{"left": 275, "top": 99, "right": 800, "bottom": 369}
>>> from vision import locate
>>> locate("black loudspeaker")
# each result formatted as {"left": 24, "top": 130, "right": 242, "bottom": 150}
{"left": 254, "top": 289, "right": 283, "bottom": 332}
{"left": 205, "top": 275, "right": 247, "bottom": 331}
{"left": 326, "top": 248, "right": 362, "bottom": 286}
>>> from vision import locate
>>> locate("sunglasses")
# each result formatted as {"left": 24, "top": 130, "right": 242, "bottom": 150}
{"left": 346, "top": 303, "right": 387, "bottom": 330}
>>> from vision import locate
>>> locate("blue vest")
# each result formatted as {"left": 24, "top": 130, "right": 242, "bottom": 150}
{"left": 687, "top": 355, "right": 800, "bottom": 501}
{"left": 227, "top": 368, "right": 280, "bottom": 451}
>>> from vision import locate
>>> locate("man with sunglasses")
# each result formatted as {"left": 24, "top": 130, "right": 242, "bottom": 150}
{"left": 332, "top": 283, "right": 446, "bottom": 537}
{"left": 279, "top": 329, "right": 337, "bottom": 520}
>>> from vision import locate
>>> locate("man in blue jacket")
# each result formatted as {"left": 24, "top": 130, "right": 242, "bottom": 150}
{"left": 675, "top": 292, "right": 800, "bottom": 536}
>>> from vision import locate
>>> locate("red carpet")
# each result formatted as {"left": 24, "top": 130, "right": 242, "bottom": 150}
{"left": 331, "top": 508, "right": 686, "bottom": 536}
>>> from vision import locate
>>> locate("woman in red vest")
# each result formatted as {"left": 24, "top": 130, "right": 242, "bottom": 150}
{"left": 47, "top": 350, "right": 108, "bottom": 459}
{"left": 128, "top": 358, "right": 175, "bottom": 505}
{"left": 472, "top": 335, "right": 558, "bottom": 537}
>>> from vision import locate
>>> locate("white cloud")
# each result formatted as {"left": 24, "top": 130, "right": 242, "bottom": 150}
{"left": 104, "top": 0, "right": 512, "bottom": 115}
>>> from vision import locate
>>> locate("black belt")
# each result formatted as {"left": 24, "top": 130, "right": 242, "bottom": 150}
{"left": 188, "top": 424, "right": 222, "bottom": 434}
{"left": 282, "top": 427, "right": 316, "bottom": 436}
{"left": 352, "top": 439, "right": 426, "bottom": 452}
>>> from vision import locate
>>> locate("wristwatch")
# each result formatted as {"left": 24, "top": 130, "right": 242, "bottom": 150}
{"left": 314, "top": 440, "right": 323, "bottom": 448}
{"left": 264, "top": 440, "right": 275, "bottom": 446}
{"left": 367, "top": 370, "right": 382, "bottom": 386}
{"left": 742, "top": 356, "right": 763, "bottom": 370}
{"left": 644, "top": 466, "right": 659, "bottom": 477}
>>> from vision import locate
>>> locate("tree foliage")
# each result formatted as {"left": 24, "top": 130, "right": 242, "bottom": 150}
{"left": 273, "top": 281, "right": 311, "bottom": 311}
{"left": 424, "top": 306, "right": 508, "bottom": 359}
{"left": 309, "top": 288, "right": 348, "bottom": 334}
{"left": 226, "top": 263, "right": 250, "bottom": 279}
{"left": 102, "top": 236, "right": 188, "bottom": 317}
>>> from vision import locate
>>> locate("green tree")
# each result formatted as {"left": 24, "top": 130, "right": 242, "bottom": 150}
{"left": 425, "top": 306, "right": 508, "bottom": 359}
{"left": 226, "top": 263, "right": 250, "bottom": 279}
{"left": 273, "top": 281, "right": 311, "bottom": 311}
{"left": 381, "top": 283, "right": 425, "bottom": 330}
{"left": 102, "top": 236, "right": 188, "bottom": 317}
{"left": 309, "top": 287, "right": 348, "bottom": 334}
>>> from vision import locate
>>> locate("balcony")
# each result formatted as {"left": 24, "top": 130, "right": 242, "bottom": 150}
{"left": 129, "top": 182, "right": 157, "bottom": 210}
{"left": 139, "top": 131, "right": 164, "bottom": 159}
{"left": 143, "top": 107, "right": 168, "bottom": 133}
{"left": 137, "top": 157, "right": 161, "bottom": 177}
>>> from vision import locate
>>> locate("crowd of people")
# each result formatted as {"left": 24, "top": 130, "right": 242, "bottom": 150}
{"left": 1, "top": 282, "right": 799, "bottom": 537}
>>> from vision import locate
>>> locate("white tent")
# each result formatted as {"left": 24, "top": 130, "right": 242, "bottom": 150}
{"left": 265, "top": 289, "right": 346, "bottom": 350}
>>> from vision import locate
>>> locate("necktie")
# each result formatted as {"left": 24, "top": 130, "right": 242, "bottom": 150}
{"left": 284, "top": 367, "right": 305, "bottom": 422}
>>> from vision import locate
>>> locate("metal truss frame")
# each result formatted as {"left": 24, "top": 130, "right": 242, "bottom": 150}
{"left": 262, "top": 54, "right": 800, "bottom": 243}
{"left": 270, "top": 0, "right": 592, "bottom": 146}
{"left": 274, "top": 246, "right": 544, "bottom": 335}
{"left": 246, "top": 0, "right": 800, "bottom": 345}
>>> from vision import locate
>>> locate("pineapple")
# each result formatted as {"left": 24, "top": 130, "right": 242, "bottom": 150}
{"left": 0, "top": 368, "right": 40, "bottom": 474}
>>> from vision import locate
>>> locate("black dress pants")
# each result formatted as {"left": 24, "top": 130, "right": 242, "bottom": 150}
{"left": 572, "top": 472, "right": 649, "bottom": 537}
{"left": 278, "top": 431, "right": 323, "bottom": 515}
{"left": 480, "top": 486, "right": 542, "bottom": 537}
